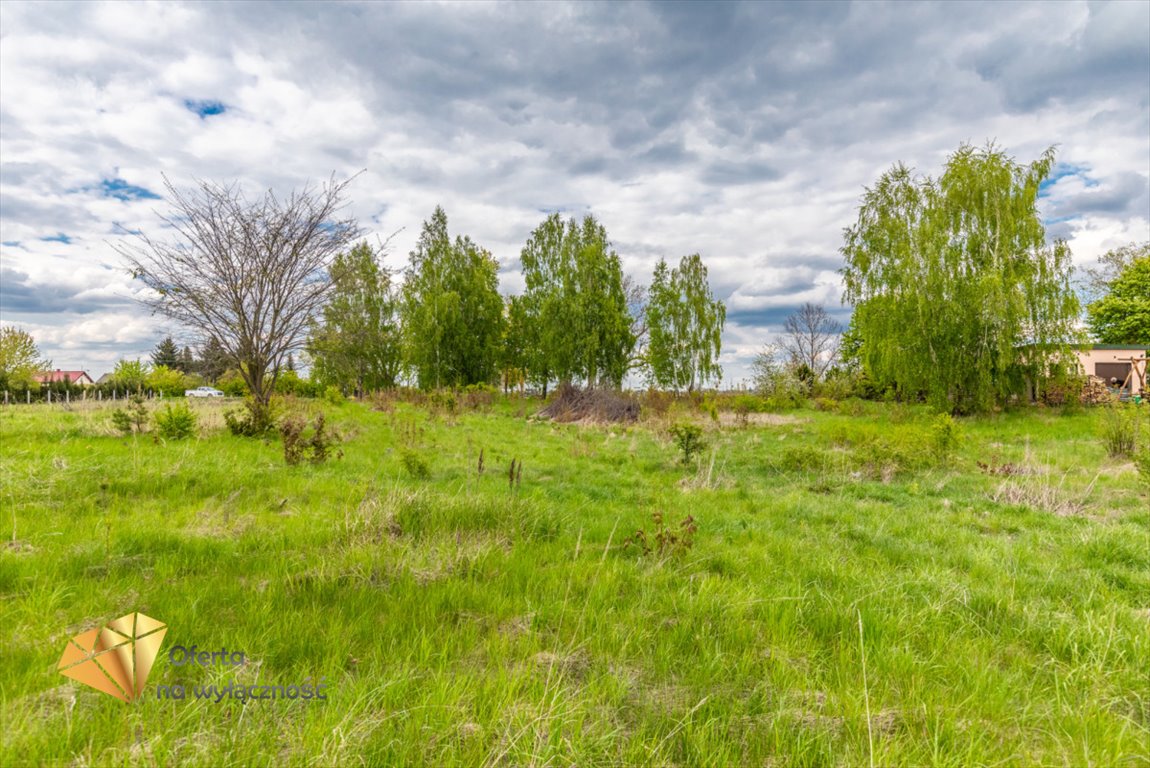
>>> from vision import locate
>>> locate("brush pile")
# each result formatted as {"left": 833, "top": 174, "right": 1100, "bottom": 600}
{"left": 539, "top": 384, "right": 640, "bottom": 423}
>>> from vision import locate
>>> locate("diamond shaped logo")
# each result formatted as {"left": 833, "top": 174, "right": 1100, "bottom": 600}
{"left": 58, "top": 612, "right": 167, "bottom": 702}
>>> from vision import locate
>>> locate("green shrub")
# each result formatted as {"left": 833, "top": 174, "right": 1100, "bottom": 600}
{"left": 930, "top": 413, "right": 960, "bottom": 463}
{"left": 668, "top": 422, "right": 706, "bottom": 465}
{"left": 216, "top": 369, "right": 249, "bottom": 397}
{"left": 732, "top": 394, "right": 763, "bottom": 427}
{"left": 1133, "top": 449, "right": 1150, "bottom": 487}
{"left": 323, "top": 385, "right": 346, "bottom": 406}
{"left": 154, "top": 402, "right": 197, "bottom": 440}
{"left": 400, "top": 448, "right": 431, "bottom": 479}
{"left": 777, "top": 445, "right": 831, "bottom": 473}
{"left": 224, "top": 398, "right": 277, "bottom": 436}
{"left": 1100, "top": 403, "right": 1140, "bottom": 458}
{"left": 111, "top": 396, "right": 149, "bottom": 435}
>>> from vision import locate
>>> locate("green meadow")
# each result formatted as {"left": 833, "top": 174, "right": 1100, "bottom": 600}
{"left": 1, "top": 396, "right": 1148, "bottom": 767}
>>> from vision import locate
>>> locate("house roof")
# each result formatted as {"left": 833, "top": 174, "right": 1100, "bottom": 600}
{"left": 32, "top": 370, "right": 93, "bottom": 383}
{"left": 1078, "top": 344, "right": 1150, "bottom": 351}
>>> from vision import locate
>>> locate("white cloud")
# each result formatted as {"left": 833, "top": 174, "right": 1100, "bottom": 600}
{"left": 0, "top": 0, "right": 1146, "bottom": 386}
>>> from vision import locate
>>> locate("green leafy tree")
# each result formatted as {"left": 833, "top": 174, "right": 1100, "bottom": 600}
{"left": 113, "top": 359, "right": 149, "bottom": 394}
{"left": 841, "top": 142, "right": 1080, "bottom": 413}
{"left": 646, "top": 253, "right": 726, "bottom": 391}
{"left": 0, "top": 326, "right": 50, "bottom": 389}
{"left": 400, "top": 207, "right": 505, "bottom": 389}
{"left": 1085, "top": 245, "right": 1150, "bottom": 344}
{"left": 307, "top": 242, "right": 402, "bottom": 395}
{"left": 150, "top": 336, "right": 180, "bottom": 369}
{"left": 519, "top": 213, "right": 634, "bottom": 390}
{"left": 146, "top": 365, "right": 189, "bottom": 396}
{"left": 500, "top": 295, "right": 532, "bottom": 393}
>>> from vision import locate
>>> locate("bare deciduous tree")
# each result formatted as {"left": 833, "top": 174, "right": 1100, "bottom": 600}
{"left": 781, "top": 303, "right": 842, "bottom": 381}
{"left": 117, "top": 175, "right": 361, "bottom": 426}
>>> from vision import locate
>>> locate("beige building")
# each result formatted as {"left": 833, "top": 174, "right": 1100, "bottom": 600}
{"left": 1075, "top": 345, "right": 1148, "bottom": 396}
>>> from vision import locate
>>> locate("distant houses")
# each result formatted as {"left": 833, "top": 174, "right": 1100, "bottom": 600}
{"left": 32, "top": 369, "right": 95, "bottom": 387}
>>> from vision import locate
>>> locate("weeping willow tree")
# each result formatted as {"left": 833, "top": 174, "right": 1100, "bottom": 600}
{"left": 841, "top": 143, "right": 1080, "bottom": 414}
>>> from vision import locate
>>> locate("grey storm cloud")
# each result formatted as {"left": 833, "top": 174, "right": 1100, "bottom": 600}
{"left": 1049, "top": 172, "right": 1150, "bottom": 219}
{"left": 0, "top": 0, "right": 1147, "bottom": 380}
{"left": 0, "top": 266, "right": 133, "bottom": 315}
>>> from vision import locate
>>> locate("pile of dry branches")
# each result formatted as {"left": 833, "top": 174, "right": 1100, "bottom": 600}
{"left": 538, "top": 384, "right": 640, "bottom": 423}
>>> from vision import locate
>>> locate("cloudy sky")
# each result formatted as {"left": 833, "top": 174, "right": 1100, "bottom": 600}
{"left": 1, "top": 1, "right": 1147, "bottom": 384}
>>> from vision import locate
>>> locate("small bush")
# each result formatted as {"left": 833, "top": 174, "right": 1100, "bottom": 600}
{"left": 777, "top": 445, "right": 831, "bottom": 473}
{"left": 154, "top": 403, "right": 197, "bottom": 440}
{"left": 930, "top": 413, "right": 960, "bottom": 463}
{"left": 732, "top": 394, "right": 763, "bottom": 427}
{"left": 324, "top": 385, "right": 346, "bottom": 406}
{"left": 462, "top": 383, "right": 497, "bottom": 410}
{"left": 1099, "top": 403, "right": 1140, "bottom": 458}
{"left": 111, "top": 396, "right": 149, "bottom": 435}
{"left": 400, "top": 448, "right": 431, "bottom": 480}
{"left": 281, "top": 412, "right": 339, "bottom": 466}
{"left": 224, "top": 398, "right": 277, "bottom": 436}
{"left": 669, "top": 422, "right": 706, "bottom": 465}
{"left": 641, "top": 388, "right": 675, "bottom": 417}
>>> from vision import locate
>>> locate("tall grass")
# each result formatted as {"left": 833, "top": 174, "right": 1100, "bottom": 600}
{"left": 0, "top": 397, "right": 1147, "bottom": 766}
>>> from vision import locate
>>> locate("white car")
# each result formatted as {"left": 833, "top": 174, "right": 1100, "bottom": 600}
{"left": 185, "top": 386, "right": 225, "bottom": 398}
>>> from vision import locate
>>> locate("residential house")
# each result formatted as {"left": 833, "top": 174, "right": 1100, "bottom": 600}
{"left": 32, "top": 369, "right": 95, "bottom": 387}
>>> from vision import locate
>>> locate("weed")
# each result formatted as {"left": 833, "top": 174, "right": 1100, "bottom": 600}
{"left": 280, "top": 413, "right": 340, "bottom": 466}
{"left": 624, "top": 511, "right": 697, "bottom": 558}
{"left": 669, "top": 422, "right": 706, "bottom": 464}
{"left": 991, "top": 472, "right": 1098, "bottom": 517}
{"left": 154, "top": 402, "right": 197, "bottom": 440}
{"left": 508, "top": 458, "right": 523, "bottom": 491}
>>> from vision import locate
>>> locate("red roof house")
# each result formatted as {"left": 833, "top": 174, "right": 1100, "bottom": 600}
{"left": 32, "top": 369, "right": 95, "bottom": 386}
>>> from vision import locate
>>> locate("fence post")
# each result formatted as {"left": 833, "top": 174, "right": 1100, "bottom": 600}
{"left": 98, "top": 390, "right": 102, "bottom": 402}
{"left": 113, "top": 389, "right": 117, "bottom": 401}
{"left": 26, "top": 390, "right": 31, "bottom": 404}
{"left": 47, "top": 390, "right": 52, "bottom": 404}
{"left": 66, "top": 389, "right": 70, "bottom": 404}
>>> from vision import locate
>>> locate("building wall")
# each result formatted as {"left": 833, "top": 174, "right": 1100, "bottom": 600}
{"left": 1075, "top": 347, "right": 1148, "bottom": 395}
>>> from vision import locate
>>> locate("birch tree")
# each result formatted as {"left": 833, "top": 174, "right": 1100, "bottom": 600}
{"left": 841, "top": 143, "right": 1079, "bottom": 413}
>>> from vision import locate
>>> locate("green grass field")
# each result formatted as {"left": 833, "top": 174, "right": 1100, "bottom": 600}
{"left": 1, "top": 396, "right": 1148, "bottom": 767}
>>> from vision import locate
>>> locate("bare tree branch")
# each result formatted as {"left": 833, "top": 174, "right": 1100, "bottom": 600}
{"left": 114, "top": 174, "right": 362, "bottom": 418}
{"left": 780, "top": 303, "right": 842, "bottom": 380}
